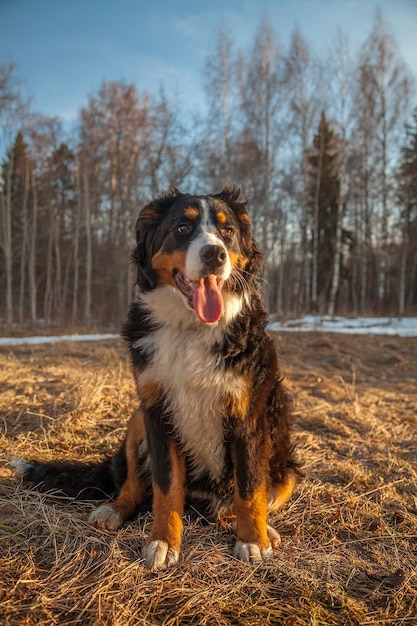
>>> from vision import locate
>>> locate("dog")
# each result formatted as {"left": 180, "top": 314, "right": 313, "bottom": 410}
{"left": 11, "top": 187, "right": 300, "bottom": 571}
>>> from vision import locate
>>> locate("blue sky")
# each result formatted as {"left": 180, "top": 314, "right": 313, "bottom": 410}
{"left": 1, "top": 0, "right": 417, "bottom": 123}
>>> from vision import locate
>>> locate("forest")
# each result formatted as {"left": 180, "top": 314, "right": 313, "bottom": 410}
{"left": 1, "top": 12, "right": 417, "bottom": 329}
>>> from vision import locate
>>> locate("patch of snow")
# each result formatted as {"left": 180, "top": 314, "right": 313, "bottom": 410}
{"left": 268, "top": 316, "right": 417, "bottom": 337}
{"left": 1, "top": 317, "right": 417, "bottom": 347}
{"left": 0, "top": 333, "right": 120, "bottom": 347}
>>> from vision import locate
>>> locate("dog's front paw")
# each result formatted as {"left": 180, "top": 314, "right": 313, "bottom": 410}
{"left": 233, "top": 540, "right": 273, "bottom": 564}
{"left": 142, "top": 540, "right": 179, "bottom": 571}
{"left": 88, "top": 505, "right": 122, "bottom": 530}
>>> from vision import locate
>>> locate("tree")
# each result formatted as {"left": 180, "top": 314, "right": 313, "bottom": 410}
{"left": 47, "top": 142, "right": 76, "bottom": 323}
{"left": 326, "top": 30, "right": 354, "bottom": 316}
{"left": 239, "top": 19, "right": 285, "bottom": 253}
{"left": 283, "top": 28, "right": 320, "bottom": 312}
{"left": 79, "top": 81, "right": 152, "bottom": 322}
{"left": 397, "top": 109, "right": 417, "bottom": 314}
{"left": 26, "top": 116, "right": 67, "bottom": 326}
{"left": 308, "top": 112, "right": 345, "bottom": 312}
{"left": 0, "top": 63, "right": 28, "bottom": 328}
{"left": 201, "top": 29, "right": 240, "bottom": 188}
{"left": 356, "top": 11, "right": 412, "bottom": 312}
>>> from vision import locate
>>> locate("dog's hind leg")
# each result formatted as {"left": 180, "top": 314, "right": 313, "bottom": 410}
{"left": 221, "top": 514, "right": 281, "bottom": 549}
{"left": 89, "top": 410, "right": 147, "bottom": 530}
{"left": 267, "top": 469, "right": 298, "bottom": 512}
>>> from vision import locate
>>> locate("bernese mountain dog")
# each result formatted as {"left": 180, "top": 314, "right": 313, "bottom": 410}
{"left": 12, "top": 187, "right": 300, "bottom": 571}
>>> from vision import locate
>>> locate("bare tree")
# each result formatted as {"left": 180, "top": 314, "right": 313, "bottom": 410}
{"left": 311, "top": 111, "right": 326, "bottom": 312}
{"left": 1, "top": 146, "right": 14, "bottom": 328}
{"left": 202, "top": 29, "right": 240, "bottom": 187}
{"left": 239, "top": 20, "right": 285, "bottom": 250}
{"left": 18, "top": 155, "right": 30, "bottom": 324}
{"left": 28, "top": 168, "right": 38, "bottom": 326}
{"left": 283, "top": 28, "right": 320, "bottom": 312}
{"left": 82, "top": 159, "right": 92, "bottom": 327}
{"left": 327, "top": 30, "right": 354, "bottom": 317}
{"left": 0, "top": 63, "right": 28, "bottom": 327}
{"left": 79, "top": 81, "right": 151, "bottom": 321}
{"left": 72, "top": 160, "right": 81, "bottom": 325}
{"left": 357, "top": 11, "right": 412, "bottom": 312}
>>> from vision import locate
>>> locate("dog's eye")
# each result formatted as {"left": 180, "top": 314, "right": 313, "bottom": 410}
{"left": 221, "top": 226, "right": 235, "bottom": 238}
{"left": 176, "top": 223, "right": 191, "bottom": 234}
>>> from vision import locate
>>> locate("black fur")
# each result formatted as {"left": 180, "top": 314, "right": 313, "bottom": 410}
{"left": 144, "top": 399, "right": 173, "bottom": 495}
{"left": 17, "top": 457, "right": 118, "bottom": 500}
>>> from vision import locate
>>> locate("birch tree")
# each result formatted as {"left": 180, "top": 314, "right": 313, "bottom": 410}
{"left": 283, "top": 28, "right": 319, "bottom": 312}
{"left": 0, "top": 63, "right": 27, "bottom": 327}
{"left": 202, "top": 29, "right": 240, "bottom": 187}
{"left": 327, "top": 30, "right": 354, "bottom": 316}
{"left": 239, "top": 19, "right": 285, "bottom": 251}
{"left": 357, "top": 11, "right": 412, "bottom": 311}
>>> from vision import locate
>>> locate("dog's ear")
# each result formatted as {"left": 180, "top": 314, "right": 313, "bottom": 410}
{"left": 214, "top": 186, "right": 252, "bottom": 243}
{"left": 214, "top": 186, "right": 263, "bottom": 277}
{"left": 245, "top": 238, "right": 264, "bottom": 277}
{"left": 132, "top": 189, "right": 182, "bottom": 291}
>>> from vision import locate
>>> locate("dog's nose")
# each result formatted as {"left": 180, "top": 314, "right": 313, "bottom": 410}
{"left": 200, "top": 244, "right": 227, "bottom": 269}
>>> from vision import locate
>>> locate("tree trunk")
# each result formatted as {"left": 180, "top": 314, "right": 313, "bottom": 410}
{"left": 327, "top": 160, "right": 346, "bottom": 317}
{"left": 72, "top": 162, "right": 81, "bottom": 325}
{"left": 18, "top": 158, "right": 30, "bottom": 325}
{"left": 83, "top": 163, "right": 92, "bottom": 328}
{"left": 53, "top": 213, "right": 63, "bottom": 323}
{"left": 29, "top": 171, "right": 38, "bottom": 327}
{"left": 2, "top": 150, "right": 14, "bottom": 328}
{"left": 311, "top": 113, "right": 325, "bottom": 312}
{"left": 43, "top": 210, "right": 54, "bottom": 326}
{"left": 398, "top": 201, "right": 409, "bottom": 317}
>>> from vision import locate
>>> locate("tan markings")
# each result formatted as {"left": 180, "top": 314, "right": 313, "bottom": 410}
{"left": 216, "top": 211, "right": 227, "bottom": 225}
{"left": 228, "top": 251, "right": 248, "bottom": 270}
{"left": 237, "top": 212, "right": 250, "bottom": 224}
{"left": 233, "top": 481, "right": 270, "bottom": 548}
{"left": 184, "top": 207, "right": 199, "bottom": 219}
{"left": 148, "top": 442, "right": 186, "bottom": 551}
{"left": 221, "top": 514, "right": 281, "bottom": 550}
{"left": 141, "top": 207, "right": 161, "bottom": 221}
{"left": 267, "top": 469, "right": 298, "bottom": 512}
{"left": 108, "top": 410, "right": 146, "bottom": 522}
{"left": 151, "top": 249, "right": 187, "bottom": 286}
{"left": 139, "top": 382, "right": 161, "bottom": 409}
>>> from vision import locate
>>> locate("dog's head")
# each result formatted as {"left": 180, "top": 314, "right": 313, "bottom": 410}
{"left": 133, "top": 187, "right": 262, "bottom": 323}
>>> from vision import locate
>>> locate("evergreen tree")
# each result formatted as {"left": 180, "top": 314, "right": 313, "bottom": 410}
{"left": 0, "top": 131, "right": 31, "bottom": 325}
{"left": 308, "top": 112, "right": 343, "bottom": 310}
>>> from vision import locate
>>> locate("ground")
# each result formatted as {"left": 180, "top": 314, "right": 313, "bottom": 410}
{"left": 0, "top": 332, "right": 416, "bottom": 625}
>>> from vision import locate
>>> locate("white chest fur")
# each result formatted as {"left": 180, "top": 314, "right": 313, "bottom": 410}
{"left": 134, "top": 290, "right": 246, "bottom": 479}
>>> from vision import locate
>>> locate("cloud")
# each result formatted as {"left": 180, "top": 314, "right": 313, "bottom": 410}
{"left": 173, "top": 15, "right": 199, "bottom": 38}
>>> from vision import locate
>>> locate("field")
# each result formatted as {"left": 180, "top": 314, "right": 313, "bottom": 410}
{"left": 0, "top": 332, "right": 416, "bottom": 625}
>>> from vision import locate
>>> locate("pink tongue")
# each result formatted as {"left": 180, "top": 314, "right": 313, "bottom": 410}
{"left": 192, "top": 275, "right": 223, "bottom": 323}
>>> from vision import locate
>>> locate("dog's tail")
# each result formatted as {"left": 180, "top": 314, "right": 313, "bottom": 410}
{"left": 10, "top": 451, "right": 125, "bottom": 500}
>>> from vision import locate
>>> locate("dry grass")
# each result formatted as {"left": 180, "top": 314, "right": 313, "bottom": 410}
{"left": 1, "top": 333, "right": 416, "bottom": 625}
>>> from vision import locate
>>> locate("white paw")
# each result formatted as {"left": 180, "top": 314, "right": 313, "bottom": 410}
{"left": 88, "top": 505, "right": 122, "bottom": 530}
{"left": 142, "top": 540, "right": 179, "bottom": 571}
{"left": 233, "top": 540, "right": 273, "bottom": 563}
